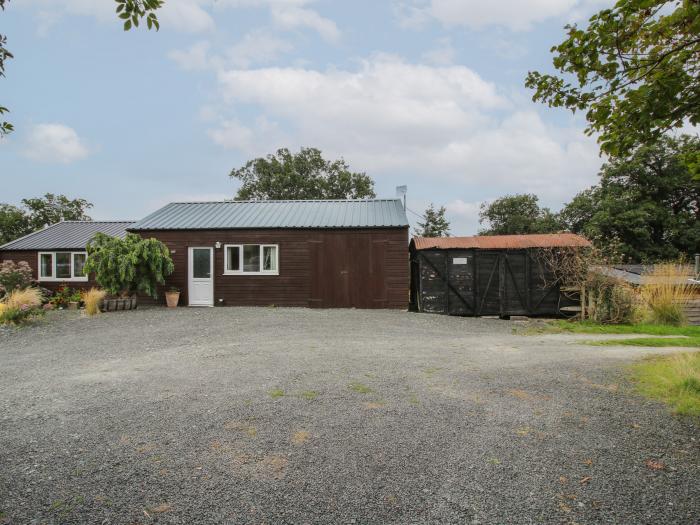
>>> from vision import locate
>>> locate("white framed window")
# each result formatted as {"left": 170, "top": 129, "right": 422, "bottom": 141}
{"left": 37, "top": 252, "right": 89, "bottom": 282}
{"left": 223, "top": 244, "right": 278, "bottom": 275}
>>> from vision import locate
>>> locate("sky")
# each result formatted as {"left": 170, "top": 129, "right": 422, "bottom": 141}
{"left": 1, "top": 0, "right": 621, "bottom": 234}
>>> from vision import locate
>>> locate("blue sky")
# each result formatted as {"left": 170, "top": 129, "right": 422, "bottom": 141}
{"left": 2, "top": 0, "right": 618, "bottom": 234}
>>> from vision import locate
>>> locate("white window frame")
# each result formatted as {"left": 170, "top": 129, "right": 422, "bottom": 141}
{"left": 37, "top": 251, "right": 89, "bottom": 282}
{"left": 223, "top": 244, "right": 279, "bottom": 276}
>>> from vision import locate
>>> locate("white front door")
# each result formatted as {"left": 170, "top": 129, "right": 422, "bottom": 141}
{"left": 188, "top": 247, "right": 214, "bottom": 306}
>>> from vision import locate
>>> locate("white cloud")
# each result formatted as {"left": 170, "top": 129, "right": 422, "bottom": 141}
{"left": 208, "top": 55, "right": 600, "bottom": 208}
{"left": 23, "top": 124, "right": 90, "bottom": 164}
{"left": 445, "top": 199, "right": 483, "bottom": 235}
{"left": 168, "top": 41, "right": 216, "bottom": 71}
{"left": 421, "top": 38, "right": 455, "bottom": 65}
{"left": 159, "top": 0, "right": 215, "bottom": 33}
{"left": 227, "top": 29, "right": 295, "bottom": 68}
{"left": 397, "top": 0, "right": 613, "bottom": 31}
{"left": 270, "top": 5, "right": 340, "bottom": 42}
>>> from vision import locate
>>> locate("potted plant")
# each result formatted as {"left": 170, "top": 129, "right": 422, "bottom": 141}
{"left": 84, "top": 233, "right": 174, "bottom": 311}
{"left": 67, "top": 289, "right": 82, "bottom": 310}
{"left": 165, "top": 287, "right": 180, "bottom": 308}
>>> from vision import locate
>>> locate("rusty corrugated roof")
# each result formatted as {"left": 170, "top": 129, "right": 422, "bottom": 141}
{"left": 412, "top": 233, "right": 591, "bottom": 250}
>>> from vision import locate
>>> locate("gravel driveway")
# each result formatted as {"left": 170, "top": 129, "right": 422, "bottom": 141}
{"left": 1, "top": 308, "right": 698, "bottom": 524}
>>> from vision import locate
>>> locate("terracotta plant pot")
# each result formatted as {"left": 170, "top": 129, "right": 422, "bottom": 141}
{"left": 68, "top": 301, "right": 79, "bottom": 310}
{"left": 165, "top": 291, "right": 180, "bottom": 308}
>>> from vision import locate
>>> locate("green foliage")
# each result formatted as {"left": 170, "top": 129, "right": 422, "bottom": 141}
{"left": 84, "top": 233, "right": 174, "bottom": 299}
{"left": 561, "top": 136, "right": 700, "bottom": 261}
{"left": 526, "top": 0, "right": 700, "bottom": 158}
{"left": 21, "top": 193, "right": 93, "bottom": 231}
{"left": 115, "top": 0, "right": 162, "bottom": 31}
{"left": 630, "top": 352, "right": 700, "bottom": 416}
{"left": 0, "top": 260, "right": 33, "bottom": 296}
{"left": 415, "top": 203, "right": 450, "bottom": 237}
{"left": 0, "top": 204, "right": 29, "bottom": 245}
{"left": 540, "top": 320, "right": 700, "bottom": 336}
{"left": 50, "top": 286, "right": 82, "bottom": 308}
{"left": 0, "top": 1, "right": 12, "bottom": 138}
{"left": 0, "top": 194, "right": 93, "bottom": 246}
{"left": 230, "top": 148, "right": 376, "bottom": 200}
{"left": 588, "top": 337, "right": 700, "bottom": 347}
{"left": 0, "top": 305, "right": 42, "bottom": 325}
{"left": 479, "top": 194, "right": 564, "bottom": 235}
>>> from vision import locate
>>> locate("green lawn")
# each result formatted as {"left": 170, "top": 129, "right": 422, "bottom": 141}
{"left": 537, "top": 320, "right": 700, "bottom": 337}
{"left": 630, "top": 352, "right": 700, "bottom": 416}
{"left": 586, "top": 337, "right": 700, "bottom": 348}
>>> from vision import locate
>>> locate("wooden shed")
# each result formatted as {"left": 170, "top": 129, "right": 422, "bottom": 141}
{"left": 409, "top": 234, "right": 591, "bottom": 317}
{"left": 129, "top": 199, "right": 409, "bottom": 308}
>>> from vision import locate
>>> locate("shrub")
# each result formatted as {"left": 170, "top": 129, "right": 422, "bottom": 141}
{"left": 5, "top": 287, "right": 43, "bottom": 310}
{"left": 84, "top": 233, "right": 174, "bottom": 299}
{"left": 50, "top": 285, "right": 81, "bottom": 308}
{"left": 639, "top": 263, "right": 695, "bottom": 325}
{"left": 82, "top": 288, "right": 106, "bottom": 316}
{"left": 0, "top": 260, "right": 33, "bottom": 297}
{"left": 0, "top": 288, "right": 44, "bottom": 325}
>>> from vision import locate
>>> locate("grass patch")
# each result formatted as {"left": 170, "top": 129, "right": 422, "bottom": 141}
{"left": 348, "top": 382, "right": 373, "bottom": 394}
{"left": 537, "top": 320, "right": 700, "bottom": 337}
{"left": 268, "top": 388, "right": 285, "bottom": 399}
{"left": 630, "top": 352, "right": 700, "bottom": 416}
{"left": 299, "top": 390, "right": 318, "bottom": 400}
{"left": 586, "top": 337, "right": 700, "bottom": 348}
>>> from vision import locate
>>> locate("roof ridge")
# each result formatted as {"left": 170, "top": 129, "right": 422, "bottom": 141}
{"left": 168, "top": 198, "right": 401, "bottom": 204}
{"left": 59, "top": 220, "right": 136, "bottom": 223}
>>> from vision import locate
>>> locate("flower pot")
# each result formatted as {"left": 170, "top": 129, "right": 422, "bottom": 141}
{"left": 68, "top": 301, "right": 79, "bottom": 310}
{"left": 165, "top": 291, "right": 180, "bottom": 308}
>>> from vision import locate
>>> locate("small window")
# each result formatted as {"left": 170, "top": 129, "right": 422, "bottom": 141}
{"left": 73, "top": 253, "right": 87, "bottom": 277}
{"left": 243, "top": 245, "right": 260, "bottom": 272}
{"left": 262, "top": 245, "right": 277, "bottom": 272}
{"left": 40, "top": 253, "right": 53, "bottom": 278}
{"left": 38, "top": 251, "right": 88, "bottom": 282}
{"left": 56, "top": 252, "right": 72, "bottom": 279}
{"left": 192, "top": 248, "right": 211, "bottom": 279}
{"left": 223, "top": 244, "right": 279, "bottom": 275}
{"left": 226, "top": 246, "right": 240, "bottom": 272}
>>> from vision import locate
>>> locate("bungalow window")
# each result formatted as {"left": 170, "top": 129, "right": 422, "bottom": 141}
{"left": 37, "top": 252, "right": 89, "bottom": 282}
{"left": 224, "top": 244, "right": 278, "bottom": 275}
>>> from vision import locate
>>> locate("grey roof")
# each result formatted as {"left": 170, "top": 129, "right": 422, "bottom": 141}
{"left": 592, "top": 265, "right": 698, "bottom": 286}
{"left": 129, "top": 199, "right": 409, "bottom": 230}
{"left": 0, "top": 221, "right": 135, "bottom": 251}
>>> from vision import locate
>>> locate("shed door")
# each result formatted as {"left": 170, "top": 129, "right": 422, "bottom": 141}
{"left": 308, "top": 234, "right": 385, "bottom": 308}
{"left": 475, "top": 252, "right": 500, "bottom": 315}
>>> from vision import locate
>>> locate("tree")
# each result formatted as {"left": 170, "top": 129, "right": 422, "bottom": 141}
{"left": 230, "top": 148, "right": 376, "bottom": 200}
{"left": 0, "top": 204, "right": 30, "bottom": 245}
{"left": 0, "top": 194, "right": 93, "bottom": 245}
{"left": 415, "top": 204, "right": 450, "bottom": 237}
{"left": 21, "top": 194, "right": 92, "bottom": 231}
{"left": 525, "top": 0, "right": 700, "bottom": 158}
{"left": 561, "top": 135, "right": 700, "bottom": 261}
{"left": 479, "top": 194, "right": 564, "bottom": 235}
{"left": 84, "top": 232, "right": 174, "bottom": 299}
{"left": 0, "top": 0, "right": 162, "bottom": 138}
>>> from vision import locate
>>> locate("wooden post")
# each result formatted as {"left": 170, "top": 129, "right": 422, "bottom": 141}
{"left": 580, "top": 286, "right": 586, "bottom": 320}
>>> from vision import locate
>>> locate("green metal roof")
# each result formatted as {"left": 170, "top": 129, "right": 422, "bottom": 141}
{"left": 129, "top": 199, "right": 409, "bottom": 230}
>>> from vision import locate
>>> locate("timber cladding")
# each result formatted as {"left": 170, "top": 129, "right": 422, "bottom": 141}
{"left": 135, "top": 227, "right": 409, "bottom": 308}
{"left": 410, "top": 247, "right": 576, "bottom": 317}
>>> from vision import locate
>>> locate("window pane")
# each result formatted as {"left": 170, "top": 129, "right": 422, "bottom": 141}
{"left": 192, "top": 249, "right": 211, "bottom": 278}
{"left": 73, "top": 253, "right": 87, "bottom": 277}
{"left": 226, "top": 246, "right": 240, "bottom": 271}
{"left": 263, "top": 246, "right": 277, "bottom": 272}
{"left": 56, "top": 252, "right": 71, "bottom": 279}
{"left": 243, "top": 245, "right": 260, "bottom": 272}
{"left": 40, "top": 254, "right": 53, "bottom": 278}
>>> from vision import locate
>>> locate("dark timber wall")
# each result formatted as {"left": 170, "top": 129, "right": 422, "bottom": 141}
{"left": 136, "top": 227, "right": 409, "bottom": 308}
{"left": 410, "top": 247, "right": 575, "bottom": 317}
{"left": 0, "top": 249, "right": 97, "bottom": 293}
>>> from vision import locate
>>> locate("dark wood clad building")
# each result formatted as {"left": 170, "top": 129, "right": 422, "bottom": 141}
{"left": 410, "top": 234, "right": 591, "bottom": 317}
{"left": 129, "top": 200, "right": 409, "bottom": 308}
{"left": 0, "top": 221, "right": 134, "bottom": 293}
